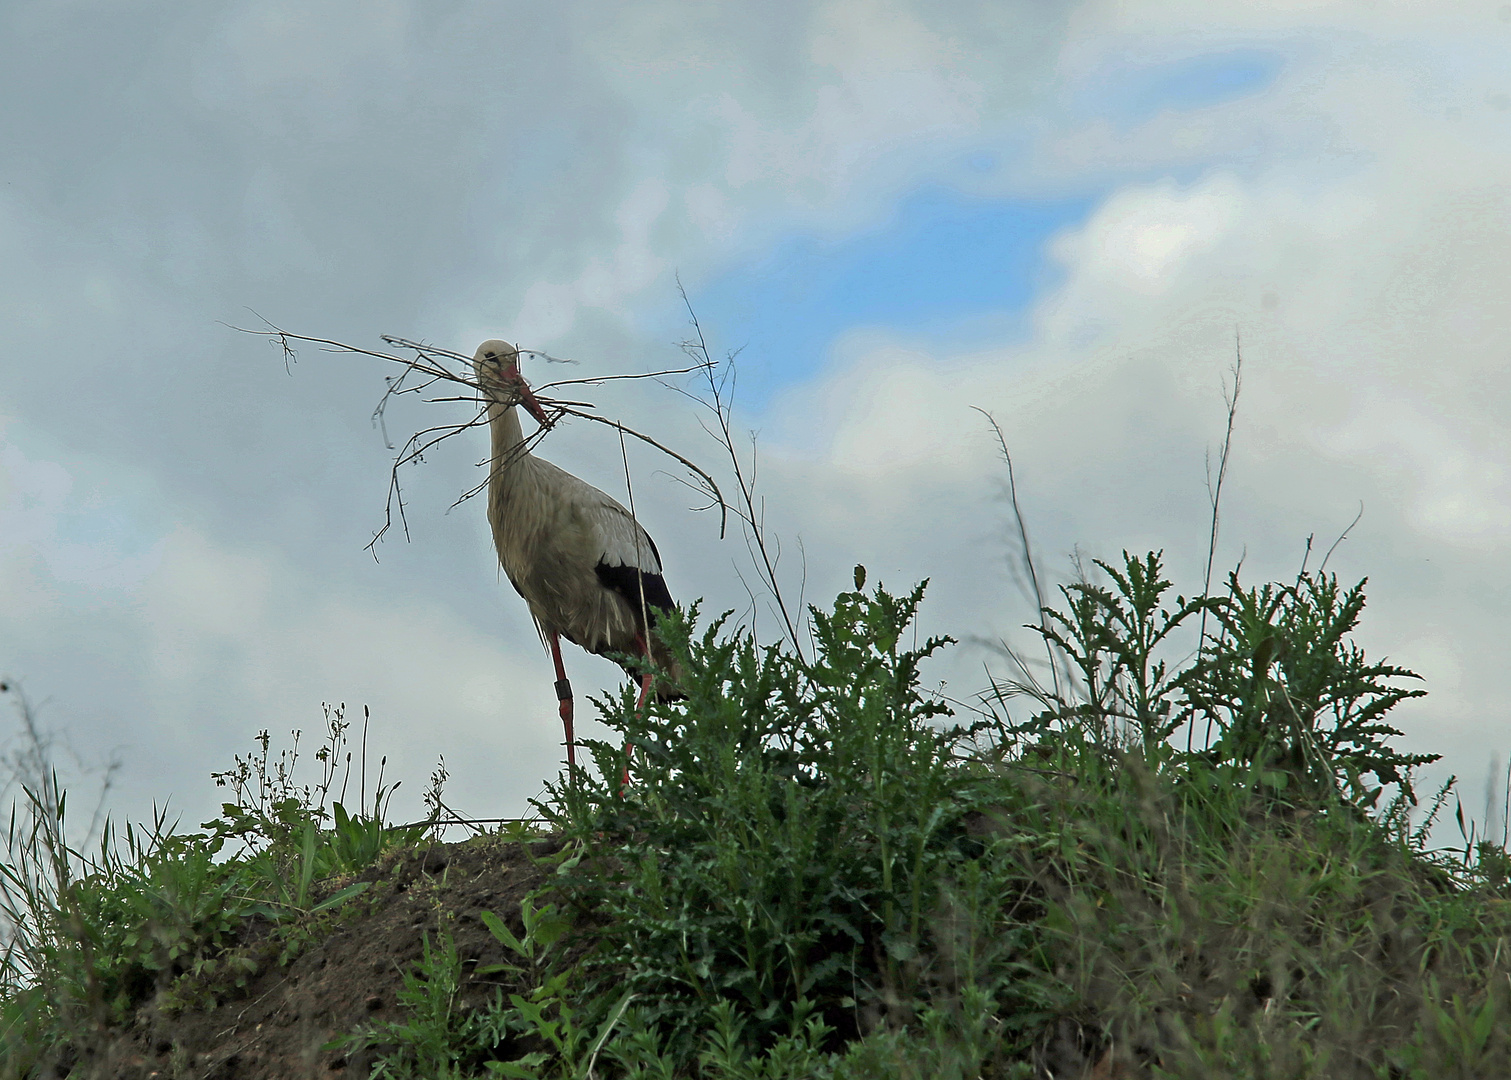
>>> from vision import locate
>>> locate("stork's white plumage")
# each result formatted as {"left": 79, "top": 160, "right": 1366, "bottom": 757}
{"left": 472, "top": 340, "right": 680, "bottom": 768}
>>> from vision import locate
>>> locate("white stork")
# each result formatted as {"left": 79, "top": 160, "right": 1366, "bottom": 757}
{"left": 472, "top": 339, "right": 681, "bottom": 768}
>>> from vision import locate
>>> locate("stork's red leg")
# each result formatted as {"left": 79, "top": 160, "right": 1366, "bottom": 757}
{"left": 549, "top": 632, "right": 575, "bottom": 768}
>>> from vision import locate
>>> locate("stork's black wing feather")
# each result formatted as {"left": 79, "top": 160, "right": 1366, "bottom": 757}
{"left": 594, "top": 562, "right": 675, "bottom": 619}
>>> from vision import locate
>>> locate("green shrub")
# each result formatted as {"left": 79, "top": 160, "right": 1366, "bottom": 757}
{"left": 1004, "top": 551, "right": 1437, "bottom": 810}
{"left": 5, "top": 552, "right": 1502, "bottom": 1079}
{"left": 504, "top": 555, "right": 1491, "bottom": 1077}
{"left": 539, "top": 574, "right": 1047, "bottom": 1068}
{"left": 0, "top": 708, "right": 434, "bottom": 1073}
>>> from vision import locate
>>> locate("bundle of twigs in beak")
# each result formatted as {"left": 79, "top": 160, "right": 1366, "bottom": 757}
{"left": 230, "top": 321, "right": 727, "bottom": 555}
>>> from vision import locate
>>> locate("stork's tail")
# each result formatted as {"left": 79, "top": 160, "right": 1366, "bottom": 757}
{"left": 650, "top": 649, "right": 687, "bottom": 703}
{"left": 625, "top": 631, "right": 686, "bottom": 702}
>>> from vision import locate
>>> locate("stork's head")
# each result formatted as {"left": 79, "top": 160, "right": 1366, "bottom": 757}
{"left": 473, "top": 339, "right": 549, "bottom": 425}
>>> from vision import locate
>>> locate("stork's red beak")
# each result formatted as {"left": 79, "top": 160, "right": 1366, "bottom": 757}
{"left": 518, "top": 380, "right": 551, "bottom": 428}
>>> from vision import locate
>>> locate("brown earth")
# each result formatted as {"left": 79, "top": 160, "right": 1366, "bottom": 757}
{"left": 79, "top": 836, "right": 559, "bottom": 1080}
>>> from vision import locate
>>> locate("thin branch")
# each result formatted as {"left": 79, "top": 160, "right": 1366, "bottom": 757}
{"left": 617, "top": 427, "right": 655, "bottom": 670}
{"left": 1195, "top": 330, "right": 1244, "bottom": 752}
{"left": 675, "top": 279, "right": 807, "bottom": 660}
{"left": 228, "top": 323, "right": 473, "bottom": 388}
{"left": 1297, "top": 533, "right": 1316, "bottom": 579}
{"left": 550, "top": 405, "right": 727, "bottom": 539}
{"left": 231, "top": 320, "right": 729, "bottom": 555}
{"left": 974, "top": 406, "right": 1063, "bottom": 704}
{"left": 730, "top": 561, "right": 764, "bottom": 639}
{"left": 381, "top": 336, "right": 580, "bottom": 368}
{"left": 534, "top": 364, "right": 709, "bottom": 393}
{"left": 1318, "top": 501, "right": 1364, "bottom": 576}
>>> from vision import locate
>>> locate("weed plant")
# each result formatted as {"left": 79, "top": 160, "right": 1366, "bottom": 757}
{"left": 485, "top": 554, "right": 1511, "bottom": 1078}
{"left": 543, "top": 572, "right": 1018, "bottom": 1058}
{"left": 5, "top": 550, "right": 1511, "bottom": 1077}
{"left": 0, "top": 704, "right": 439, "bottom": 1076}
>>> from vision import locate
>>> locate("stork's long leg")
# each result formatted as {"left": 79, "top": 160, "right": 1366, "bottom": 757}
{"left": 549, "top": 632, "right": 575, "bottom": 768}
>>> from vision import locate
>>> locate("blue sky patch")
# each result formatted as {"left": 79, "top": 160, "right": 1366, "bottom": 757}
{"left": 678, "top": 184, "right": 1096, "bottom": 407}
{"left": 1093, "top": 49, "right": 1284, "bottom": 128}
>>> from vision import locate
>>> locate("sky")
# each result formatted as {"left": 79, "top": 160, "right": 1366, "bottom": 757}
{"left": 1, "top": 0, "right": 1509, "bottom": 843}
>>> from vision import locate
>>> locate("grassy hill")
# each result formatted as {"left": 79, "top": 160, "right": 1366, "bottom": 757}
{"left": 3, "top": 553, "right": 1507, "bottom": 1079}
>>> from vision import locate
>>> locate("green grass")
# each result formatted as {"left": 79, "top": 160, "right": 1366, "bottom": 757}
{"left": 2, "top": 553, "right": 1508, "bottom": 1078}
{"left": 0, "top": 703, "right": 439, "bottom": 1077}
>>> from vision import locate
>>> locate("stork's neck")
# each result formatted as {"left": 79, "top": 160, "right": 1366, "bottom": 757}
{"left": 487, "top": 401, "right": 530, "bottom": 483}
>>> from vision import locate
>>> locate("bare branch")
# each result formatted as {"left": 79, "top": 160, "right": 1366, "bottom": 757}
{"left": 233, "top": 320, "right": 730, "bottom": 558}
{"left": 674, "top": 278, "right": 807, "bottom": 660}
{"left": 549, "top": 405, "right": 728, "bottom": 539}
{"left": 973, "top": 406, "right": 1064, "bottom": 704}
{"left": 1195, "top": 329, "right": 1244, "bottom": 751}
{"left": 1319, "top": 501, "right": 1364, "bottom": 576}
{"left": 534, "top": 363, "right": 711, "bottom": 393}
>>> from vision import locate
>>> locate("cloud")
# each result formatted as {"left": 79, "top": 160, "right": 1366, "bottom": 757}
{"left": 0, "top": 432, "right": 567, "bottom": 827}
{"left": 746, "top": 10, "right": 1511, "bottom": 819}
{"left": 129, "top": 519, "right": 573, "bottom": 826}
{"left": 2, "top": 0, "right": 1509, "bottom": 835}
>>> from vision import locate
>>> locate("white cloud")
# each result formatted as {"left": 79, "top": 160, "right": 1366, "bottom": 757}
{"left": 744, "top": 4, "right": 1511, "bottom": 825}
{"left": 131, "top": 524, "right": 571, "bottom": 824}
{"left": 1050, "top": 174, "right": 1245, "bottom": 303}
{"left": 0, "top": 439, "right": 165, "bottom": 596}
{"left": 0, "top": 434, "right": 568, "bottom": 826}
{"left": 1321, "top": 392, "right": 1511, "bottom": 550}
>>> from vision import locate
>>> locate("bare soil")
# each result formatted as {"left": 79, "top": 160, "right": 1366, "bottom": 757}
{"left": 80, "top": 836, "right": 558, "bottom": 1080}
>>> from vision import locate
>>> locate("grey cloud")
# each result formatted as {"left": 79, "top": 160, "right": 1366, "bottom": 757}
{"left": 14, "top": 0, "right": 1496, "bottom": 839}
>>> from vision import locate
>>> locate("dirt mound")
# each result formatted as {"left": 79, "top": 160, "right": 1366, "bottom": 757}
{"left": 88, "top": 836, "right": 556, "bottom": 1080}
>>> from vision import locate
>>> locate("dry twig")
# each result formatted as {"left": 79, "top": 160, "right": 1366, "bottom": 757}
{"left": 229, "top": 318, "right": 728, "bottom": 556}
{"left": 665, "top": 282, "right": 808, "bottom": 660}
